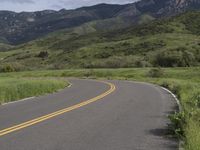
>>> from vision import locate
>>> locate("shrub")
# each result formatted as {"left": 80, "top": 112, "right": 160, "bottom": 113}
{"left": 193, "top": 92, "right": 200, "bottom": 108}
{"left": 94, "top": 50, "right": 113, "bottom": 59}
{"left": 37, "top": 51, "right": 49, "bottom": 58}
{"left": 83, "top": 69, "right": 94, "bottom": 78}
{"left": 161, "top": 81, "right": 181, "bottom": 99}
{"left": 0, "top": 63, "right": 25, "bottom": 73}
{"left": 168, "top": 112, "right": 185, "bottom": 138}
{"left": 135, "top": 60, "right": 152, "bottom": 67}
{"left": 133, "top": 20, "right": 174, "bottom": 36}
{"left": 187, "top": 91, "right": 200, "bottom": 108}
{"left": 154, "top": 49, "right": 195, "bottom": 67}
{"left": 147, "top": 68, "right": 164, "bottom": 78}
{"left": 0, "top": 64, "right": 15, "bottom": 72}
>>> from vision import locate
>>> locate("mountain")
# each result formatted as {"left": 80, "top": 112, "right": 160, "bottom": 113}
{"left": 0, "top": 11, "right": 199, "bottom": 70}
{"left": 0, "top": 4, "right": 140, "bottom": 45}
{"left": 0, "top": 0, "right": 200, "bottom": 45}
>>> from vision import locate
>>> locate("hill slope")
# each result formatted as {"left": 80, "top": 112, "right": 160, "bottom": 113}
{"left": 0, "top": 0, "right": 200, "bottom": 45}
{"left": 0, "top": 11, "right": 200, "bottom": 70}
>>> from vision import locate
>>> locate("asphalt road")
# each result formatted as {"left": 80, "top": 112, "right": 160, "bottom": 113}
{"left": 0, "top": 79, "right": 178, "bottom": 150}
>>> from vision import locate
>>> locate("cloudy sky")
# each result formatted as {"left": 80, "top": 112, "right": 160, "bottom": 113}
{"left": 0, "top": 0, "right": 138, "bottom": 12}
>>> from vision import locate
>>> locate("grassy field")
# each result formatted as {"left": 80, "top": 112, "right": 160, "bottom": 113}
{"left": 0, "top": 67, "right": 199, "bottom": 149}
{"left": 0, "top": 78, "right": 68, "bottom": 104}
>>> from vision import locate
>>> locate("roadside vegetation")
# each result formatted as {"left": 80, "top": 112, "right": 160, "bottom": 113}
{"left": 0, "top": 67, "right": 199, "bottom": 149}
{"left": 0, "top": 78, "right": 68, "bottom": 104}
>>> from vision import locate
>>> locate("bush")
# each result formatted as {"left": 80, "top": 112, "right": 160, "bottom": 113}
{"left": 161, "top": 81, "right": 181, "bottom": 99}
{"left": 0, "top": 64, "right": 15, "bottom": 72}
{"left": 187, "top": 91, "right": 200, "bottom": 109}
{"left": 83, "top": 70, "right": 95, "bottom": 78}
{"left": 82, "top": 56, "right": 138, "bottom": 68}
{"left": 154, "top": 49, "right": 195, "bottom": 67}
{"left": 37, "top": 51, "right": 49, "bottom": 58}
{"left": 168, "top": 112, "right": 185, "bottom": 138}
{"left": 135, "top": 60, "right": 152, "bottom": 67}
{"left": 193, "top": 92, "right": 200, "bottom": 108}
{"left": 94, "top": 49, "right": 113, "bottom": 59}
{"left": 0, "top": 63, "right": 25, "bottom": 73}
{"left": 133, "top": 20, "right": 174, "bottom": 36}
{"left": 147, "top": 68, "right": 164, "bottom": 78}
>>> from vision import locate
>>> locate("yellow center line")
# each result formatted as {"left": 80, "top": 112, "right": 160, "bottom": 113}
{"left": 0, "top": 80, "right": 116, "bottom": 137}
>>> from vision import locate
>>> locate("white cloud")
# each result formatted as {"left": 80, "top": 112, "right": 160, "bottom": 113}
{"left": 0, "top": 0, "right": 33, "bottom": 3}
{"left": 0, "top": 0, "right": 138, "bottom": 12}
{"left": 58, "top": 0, "right": 137, "bottom": 9}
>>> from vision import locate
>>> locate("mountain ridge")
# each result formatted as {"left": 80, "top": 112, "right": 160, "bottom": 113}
{"left": 0, "top": 0, "right": 200, "bottom": 45}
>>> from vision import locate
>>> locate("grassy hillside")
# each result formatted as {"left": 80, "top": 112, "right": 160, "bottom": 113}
{"left": 0, "top": 43, "right": 12, "bottom": 52}
{"left": 0, "top": 11, "right": 200, "bottom": 70}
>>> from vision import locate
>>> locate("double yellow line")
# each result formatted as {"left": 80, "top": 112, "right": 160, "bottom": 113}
{"left": 0, "top": 81, "right": 116, "bottom": 137}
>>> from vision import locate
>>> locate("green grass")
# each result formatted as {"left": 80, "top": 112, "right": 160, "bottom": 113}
{"left": 185, "top": 119, "right": 200, "bottom": 150}
{"left": 0, "top": 78, "right": 68, "bottom": 104}
{"left": 0, "top": 67, "right": 199, "bottom": 149}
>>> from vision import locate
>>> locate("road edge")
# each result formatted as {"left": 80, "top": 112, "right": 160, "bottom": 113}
{"left": 161, "top": 86, "right": 184, "bottom": 150}
{"left": 161, "top": 87, "right": 182, "bottom": 112}
{"left": 121, "top": 80, "right": 182, "bottom": 150}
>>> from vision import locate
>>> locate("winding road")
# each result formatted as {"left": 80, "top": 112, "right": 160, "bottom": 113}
{"left": 0, "top": 79, "right": 178, "bottom": 150}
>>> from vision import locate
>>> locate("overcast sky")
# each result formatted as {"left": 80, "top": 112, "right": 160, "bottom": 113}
{"left": 0, "top": 0, "right": 138, "bottom": 12}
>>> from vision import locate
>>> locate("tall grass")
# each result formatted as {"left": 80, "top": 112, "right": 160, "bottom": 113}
{"left": 0, "top": 78, "right": 67, "bottom": 104}
{"left": 180, "top": 82, "right": 200, "bottom": 150}
{"left": 185, "top": 119, "right": 200, "bottom": 150}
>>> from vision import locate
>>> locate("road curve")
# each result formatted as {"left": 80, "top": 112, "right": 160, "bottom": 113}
{"left": 0, "top": 79, "right": 178, "bottom": 150}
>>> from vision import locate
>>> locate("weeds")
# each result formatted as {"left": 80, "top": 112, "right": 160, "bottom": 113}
{"left": 0, "top": 78, "right": 67, "bottom": 104}
{"left": 168, "top": 112, "right": 185, "bottom": 138}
